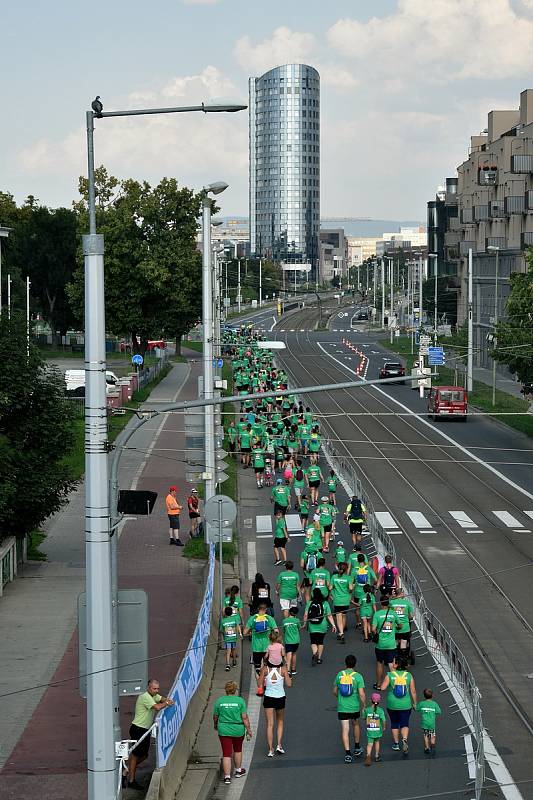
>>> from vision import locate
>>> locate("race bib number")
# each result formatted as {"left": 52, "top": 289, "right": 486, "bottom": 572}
{"left": 258, "top": 588, "right": 268, "bottom": 598}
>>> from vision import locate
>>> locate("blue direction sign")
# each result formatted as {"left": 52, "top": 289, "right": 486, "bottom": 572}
{"left": 428, "top": 346, "right": 445, "bottom": 365}
{"left": 132, "top": 354, "right": 144, "bottom": 366}
{"left": 214, "top": 358, "right": 223, "bottom": 369}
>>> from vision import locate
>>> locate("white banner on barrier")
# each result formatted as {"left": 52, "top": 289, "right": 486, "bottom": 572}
{"left": 156, "top": 544, "right": 215, "bottom": 768}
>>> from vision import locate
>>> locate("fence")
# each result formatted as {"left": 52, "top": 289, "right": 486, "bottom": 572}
{"left": 280, "top": 358, "right": 485, "bottom": 799}
{"left": 137, "top": 353, "right": 169, "bottom": 390}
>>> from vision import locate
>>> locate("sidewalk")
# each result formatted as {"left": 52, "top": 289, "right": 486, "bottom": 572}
{"left": 0, "top": 358, "right": 208, "bottom": 800}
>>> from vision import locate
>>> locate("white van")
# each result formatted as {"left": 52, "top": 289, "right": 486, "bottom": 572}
{"left": 65, "top": 369, "right": 119, "bottom": 396}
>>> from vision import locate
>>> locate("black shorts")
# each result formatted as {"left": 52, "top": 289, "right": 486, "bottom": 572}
{"left": 285, "top": 643, "right": 299, "bottom": 653}
{"left": 229, "top": 442, "right": 236, "bottom": 452}
{"left": 274, "top": 537, "right": 287, "bottom": 548}
{"left": 309, "top": 480, "right": 320, "bottom": 488}
{"left": 252, "top": 651, "right": 266, "bottom": 669}
{"left": 338, "top": 712, "right": 360, "bottom": 721}
{"left": 375, "top": 647, "right": 396, "bottom": 664}
{"left": 168, "top": 515, "right": 180, "bottom": 530}
{"left": 188, "top": 512, "right": 200, "bottom": 520}
{"left": 242, "top": 447, "right": 251, "bottom": 454}
{"left": 323, "top": 523, "right": 332, "bottom": 533}
{"left": 334, "top": 605, "right": 350, "bottom": 614}
{"left": 274, "top": 503, "right": 288, "bottom": 515}
{"left": 309, "top": 631, "right": 325, "bottom": 645}
{"left": 301, "top": 577, "right": 311, "bottom": 588}
{"left": 396, "top": 632, "right": 411, "bottom": 648}
{"left": 129, "top": 724, "right": 151, "bottom": 758}
{"left": 300, "top": 514, "right": 309, "bottom": 523}
{"left": 263, "top": 695, "right": 286, "bottom": 710}
{"left": 349, "top": 522, "right": 363, "bottom": 533}
{"left": 255, "top": 466, "right": 265, "bottom": 474}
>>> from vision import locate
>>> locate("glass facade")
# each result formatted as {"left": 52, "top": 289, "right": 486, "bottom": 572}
{"left": 249, "top": 64, "right": 320, "bottom": 272}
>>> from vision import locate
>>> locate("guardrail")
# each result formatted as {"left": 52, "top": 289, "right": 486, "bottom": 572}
{"left": 279, "top": 358, "right": 485, "bottom": 799}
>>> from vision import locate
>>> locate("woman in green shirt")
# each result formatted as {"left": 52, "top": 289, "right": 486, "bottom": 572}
{"left": 213, "top": 681, "right": 253, "bottom": 784}
{"left": 329, "top": 562, "right": 353, "bottom": 642}
{"left": 380, "top": 656, "right": 418, "bottom": 754}
{"left": 303, "top": 588, "right": 336, "bottom": 665}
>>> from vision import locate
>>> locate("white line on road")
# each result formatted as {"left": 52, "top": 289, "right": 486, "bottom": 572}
{"left": 374, "top": 511, "right": 399, "bottom": 529}
{"left": 256, "top": 514, "right": 272, "bottom": 533}
{"left": 524, "top": 511, "right": 533, "bottom": 520}
{"left": 247, "top": 541, "right": 257, "bottom": 580}
{"left": 269, "top": 316, "right": 277, "bottom": 332}
{"left": 449, "top": 510, "right": 477, "bottom": 528}
{"left": 492, "top": 510, "right": 524, "bottom": 528}
{"left": 406, "top": 511, "right": 432, "bottom": 528}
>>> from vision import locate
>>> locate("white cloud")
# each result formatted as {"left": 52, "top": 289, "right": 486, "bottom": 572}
{"left": 234, "top": 26, "right": 316, "bottom": 75}
{"left": 18, "top": 67, "right": 248, "bottom": 205}
{"left": 328, "top": 0, "right": 533, "bottom": 81}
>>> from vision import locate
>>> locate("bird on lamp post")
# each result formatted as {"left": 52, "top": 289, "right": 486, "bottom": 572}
{"left": 91, "top": 96, "right": 103, "bottom": 117}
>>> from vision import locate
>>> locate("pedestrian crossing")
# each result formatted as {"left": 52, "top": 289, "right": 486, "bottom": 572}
{"left": 372, "top": 509, "right": 533, "bottom": 535}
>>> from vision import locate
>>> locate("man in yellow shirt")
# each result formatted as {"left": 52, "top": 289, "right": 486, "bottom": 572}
{"left": 127, "top": 678, "right": 174, "bottom": 790}
{"left": 166, "top": 485, "right": 184, "bottom": 546}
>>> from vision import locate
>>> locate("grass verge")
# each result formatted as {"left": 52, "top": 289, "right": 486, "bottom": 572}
{"left": 182, "top": 536, "right": 237, "bottom": 564}
{"left": 27, "top": 530, "right": 47, "bottom": 561}
{"left": 382, "top": 336, "right": 533, "bottom": 437}
{"left": 183, "top": 340, "right": 203, "bottom": 353}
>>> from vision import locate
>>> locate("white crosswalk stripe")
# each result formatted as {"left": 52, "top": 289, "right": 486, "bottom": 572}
{"left": 256, "top": 514, "right": 272, "bottom": 533}
{"left": 449, "top": 511, "right": 477, "bottom": 528}
{"left": 492, "top": 510, "right": 524, "bottom": 528}
{"left": 406, "top": 511, "right": 432, "bottom": 528}
{"left": 374, "top": 511, "right": 399, "bottom": 529}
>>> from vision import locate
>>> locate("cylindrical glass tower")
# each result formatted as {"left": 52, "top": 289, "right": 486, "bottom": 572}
{"left": 249, "top": 64, "right": 320, "bottom": 276}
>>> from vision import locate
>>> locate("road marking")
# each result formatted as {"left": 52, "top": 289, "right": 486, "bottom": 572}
{"left": 492, "top": 510, "right": 524, "bottom": 528}
{"left": 374, "top": 511, "right": 399, "bottom": 529}
{"left": 256, "top": 514, "right": 272, "bottom": 533}
{"left": 316, "top": 342, "right": 533, "bottom": 503}
{"left": 285, "top": 513, "right": 303, "bottom": 531}
{"left": 269, "top": 316, "right": 277, "bottom": 332}
{"left": 449, "top": 510, "right": 477, "bottom": 528}
{"left": 524, "top": 511, "right": 533, "bottom": 520}
{"left": 289, "top": 329, "right": 295, "bottom": 332}
{"left": 387, "top": 530, "right": 403, "bottom": 535}
{"left": 464, "top": 733, "right": 476, "bottom": 780}
{"left": 423, "top": 529, "right": 437, "bottom": 534}
{"left": 371, "top": 350, "right": 380, "bottom": 354}
{"left": 247, "top": 541, "right": 257, "bottom": 580}
{"left": 513, "top": 529, "right": 531, "bottom": 533}
{"left": 406, "top": 511, "right": 432, "bottom": 528}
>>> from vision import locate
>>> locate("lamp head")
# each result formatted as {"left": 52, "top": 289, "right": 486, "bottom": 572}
{"left": 205, "top": 181, "right": 229, "bottom": 196}
{"left": 486, "top": 246, "right": 500, "bottom": 251}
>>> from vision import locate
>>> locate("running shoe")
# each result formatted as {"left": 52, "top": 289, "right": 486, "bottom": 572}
{"left": 224, "top": 775, "right": 231, "bottom": 784}
{"left": 402, "top": 739, "right": 409, "bottom": 755}
{"left": 234, "top": 768, "right": 246, "bottom": 778}
{"left": 316, "top": 658, "right": 323, "bottom": 664}
{"left": 344, "top": 754, "right": 353, "bottom": 763}
{"left": 311, "top": 654, "right": 317, "bottom": 666}
{"left": 274, "top": 559, "right": 283, "bottom": 566}
{"left": 375, "top": 755, "right": 382, "bottom": 762}
{"left": 391, "top": 743, "right": 400, "bottom": 751}
{"left": 424, "top": 747, "right": 430, "bottom": 755}
{"left": 290, "top": 670, "right": 298, "bottom": 675}
{"left": 276, "top": 745, "right": 285, "bottom": 754}
{"left": 364, "top": 755, "right": 372, "bottom": 767}
{"left": 353, "top": 746, "right": 363, "bottom": 757}
{"left": 225, "top": 665, "right": 230, "bottom": 671}
{"left": 267, "top": 750, "right": 275, "bottom": 758}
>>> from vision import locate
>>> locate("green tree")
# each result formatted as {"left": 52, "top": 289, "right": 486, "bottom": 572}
{"left": 492, "top": 258, "right": 533, "bottom": 385}
{"left": 0, "top": 315, "right": 76, "bottom": 541}
{"left": 422, "top": 277, "right": 458, "bottom": 325}
{"left": 68, "top": 169, "right": 204, "bottom": 355}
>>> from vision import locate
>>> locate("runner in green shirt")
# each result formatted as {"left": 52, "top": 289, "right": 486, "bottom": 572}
{"left": 220, "top": 606, "right": 242, "bottom": 670}
{"left": 329, "top": 562, "right": 354, "bottom": 642}
{"left": 317, "top": 496, "right": 335, "bottom": 551}
{"left": 380, "top": 655, "right": 417, "bottom": 754}
{"left": 271, "top": 480, "right": 290, "bottom": 514}
{"left": 333, "top": 653, "right": 366, "bottom": 762}
{"left": 227, "top": 422, "right": 237, "bottom": 458}
{"left": 282, "top": 606, "right": 301, "bottom": 675}
{"left": 334, "top": 540, "right": 347, "bottom": 569}
{"left": 275, "top": 560, "right": 300, "bottom": 617}
{"left": 371, "top": 598, "right": 400, "bottom": 689}
{"left": 243, "top": 603, "right": 278, "bottom": 672}
{"left": 239, "top": 426, "right": 252, "bottom": 468}
{"left": 327, "top": 470, "right": 338, "bottom": 507}
{"left": 390, "top": 588, "right": 414, "bottom": 659}
{"left": 310, "top": 557, "right": 331, "bottom": 599}
{"left": 415, "top": 688, "right": 442, "bottom": 754}
{"left": 347, "top": 547, "right": 369, "bottom": 575}
{"left": 299, "top": 495, "right": 310, "bottom": 530}
{"left": 273, "top": 512, "right": 289, "bottom": 565}
{"left": 213, "top": 685, "right": 251, "bottom": 782}
{"left": 308, "top": 429, "right": 321, "bottom": 464}
{"left": 304, "top": 589, "right": 336, "bottom": 665}
{"left": 252, "top": 444, "right": 265, "bottom": 488}
{"left": 359, "top": 585, "right": 376, "bottom": 642}
{"left": 306, "top": 463, "right": 323, "bottom": 506}
{"left": 362, "top": 695, "right": 386, "bottom": 765}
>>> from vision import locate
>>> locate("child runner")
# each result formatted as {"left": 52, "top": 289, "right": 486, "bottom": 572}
{"left": 416, "top": 688, "right": 442, "bottom": 755}
{"left": 273, "top": 512, "right": 289, "bottom": 566}
{"left": 292, "top": 459, "right": 307, "bottom": 511}
{"left": 359, "top": 584, "right": 376, "bottom": 643}
{"left": 282, "top": 607, "right": 301, "bottom": 676}
{"left": 333, "top": 654, "right": 366, "bottom": 763}
{"left": 327, "top": 470, "right": 338, "bottom": 507}
{"left": 362, "top": 692, "right": 386, "bottom": 766}
{"left": 220, "top": 606, "right": 242, "bottom": 671}
{"left": 265, "top": 630, "right": 285, "bottom": 667}
{"left": 275, "top": 560, "right": 300, "bottom": 617}
{"left": 299, "top": 494, "right": 309, "bottom": 531}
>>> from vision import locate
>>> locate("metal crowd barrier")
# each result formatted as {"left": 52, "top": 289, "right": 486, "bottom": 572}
{"left": 278, "top": 357, "right": 485, "bottom": 799}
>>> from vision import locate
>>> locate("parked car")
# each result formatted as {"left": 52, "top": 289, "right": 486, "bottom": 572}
{"left": 65, "top": 369, "right": 119, "bottom": 396}
{"left": 379, "top": 361, "right": 406, "bottom": 384}
{"left": 427, "top": 386, "right": 468, "bottom": 421}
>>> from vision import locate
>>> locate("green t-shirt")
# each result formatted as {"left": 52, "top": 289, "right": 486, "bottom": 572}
{"left": 334, "top": 546, "right": 347, "bottom": 564}
{"left": 359, "top": 593, "right": 375, "bottom": 618}
{"left": 246, "top": 613, "right": 277, "bottom": 652}
{"left": 308, "top": 435, "right": 321, "bottom": 453}
{"left": 213, "top": 695, "right": 247, "bottom": 737}
{"left": 293, "top": 467, "right": 307, "bottom": 489}
{"left": 307, "top": 464, "right": 321, "bottom": 482}
{"left": 303, "top": 526, "right": 322, "bottom": 553}
{"left": 327, "top": 476, "right": 338, "bottom": 492}
{"left": 372, "top": 608, "right": 400, "bottom": 650}
{"left": 390, "top": 598, "right": 414, "bottom": 635}
{"left": 282, "top": 615, "right": 301, "bottom": 645}
{"left": 240, "top": 431, "right": 252, "bottom": 448}
{"left": 224, "top": 595, "right": 243, "bottom": 616}
{"left": 330, "top": 573, "right": 353, "bottom": 607}
{"left": 300, "top": 499, "right": 309, "bottom": 515}
{"left": 305, "top": 599, "right": 332, "bottom": 633}
{"left": 252, "top": 449, "right": 265, "bottom": 468}
{"left": 274, "top": 517, "right": 287, "bottom": 539}
{"left": 228, "top": 427, "right": 236, "bottom": 443}
{"left": 416, "top": 699, "right": 442, "bottom": 730}
{"left": 317, "top": 502, "right": 333, "bottom": 526}
{"left": 347, "top": 552, "right": 368, "bottom": 574}
{"left": 386, "top": 670, "right": 413, "bottom": 711}
{"left": 334, "top": 669, "right": 365, "bottom": 713}
{"left": 310, "top": 567, "right": 331, "bottom": 598}
{"left": 352, "top": 565, "right": 376, "bottom": 598}
{"left": 132, "top": 691, "right": 162, "bottom": 729}
{"left": 362, "top": 705, "right": 386, "bottom": 739}
{"left": 272, "top": 485, "right": 290, "bottom": 507}
{"left": 220, "top": 613, "right": 240, "bottom": 643}
{"left": 277, "top": 570, "right": 299, "bottom": 600}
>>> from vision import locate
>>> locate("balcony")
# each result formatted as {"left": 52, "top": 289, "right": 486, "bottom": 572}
{"left": 474, "top": 205, "right": 489, "bottom": 221}
{"left": 478, "top": 166, "right": 498, "bottom": 186}
{"left": 489, "top": 200, "right": 505, "bottom": 218}
{"left": 511, "top": 154, "right": 533, "bottom": 173}
{"left": 521, "top": 231, "right": 533, "bottom": 248}
{"left": 504, "top": 195, "right": 525, "bottom": 215}
{"left": 460, "top": 208, "right": 473, "bottom": 224}
{"left": 444, "top": 230, "right": 460, "bottom": 247}
{"left": 525, "top": 190, "right": 533, "bottom": 210}
{"left": 459, "top": 240, "right": 476, "bottom": 256}
{"left": 485, "top": 237, "right": 506, "bottom": 250}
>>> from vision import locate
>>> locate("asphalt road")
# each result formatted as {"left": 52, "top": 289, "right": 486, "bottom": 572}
{"left": 228, "top": 312, "right": 533, "bottom": 800}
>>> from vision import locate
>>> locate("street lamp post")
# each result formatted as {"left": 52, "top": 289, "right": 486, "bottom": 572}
{"left": 467, "top": 248, "right": 473, "bottom": 392}
{"left": 487, "top": 245, "right": 500, "bottom": 406}
{"left": 428, "top": 253, "right": 438, "bottom": 344}
{"left": 85, "top": 99, "right": 245, "bottom": 800}
{"left": 0, "top": 226, "right": 12, "bottom": 317}
{"left": 381, "top": 258, "right": 386, "bottom": 329}
{"left": 259, "top": 257, "right": 262, "bottom": 307}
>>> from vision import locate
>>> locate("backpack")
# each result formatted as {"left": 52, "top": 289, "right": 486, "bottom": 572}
{"left": 338, "top": 670, "right": 355, "bottom": 698}
{"left": 305, "top": 552, "right": 318, "bottom": 572}
{"left": 308, "top": 600, "right": 324, "bottom": 625}
{"left": 356, "top": 566, "right": 369, "bottom": 585}
{"left": 295, "top": 468, "right": 304, "bottom": 482}
{"left": 391, "top": 670, "right": 408, "bottom": 699}
{"left": 383, "top": 566, "right": 395, "bottom": 588}
{"left": 351, "top": 499, "right": 363, "bottom": 518}
{"left": 254, "top": 614, "right": 269, "bottom": 633}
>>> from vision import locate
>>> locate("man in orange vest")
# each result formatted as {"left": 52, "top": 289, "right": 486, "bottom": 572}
{"left": 166, "top": 486, "right": 183, "bottom": 546}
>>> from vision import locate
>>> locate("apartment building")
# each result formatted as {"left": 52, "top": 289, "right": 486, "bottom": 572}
{"left": 431, "top": 89, "right": 533, "bottom": 370}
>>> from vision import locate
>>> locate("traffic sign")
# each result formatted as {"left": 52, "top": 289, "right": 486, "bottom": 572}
{"left": 428, "top": 346, "right": 445, "bottom": 365}
{"left": 132, "top": 354, "right": 144, "bottom": 366}
{"left": 216, "top": 472, "right": 229, "bottom": 484}
{"left": 204, "top": 494, "right": 236, "bottom": 541}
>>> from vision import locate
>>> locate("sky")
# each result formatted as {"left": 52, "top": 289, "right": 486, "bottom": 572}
{"left": 3, "top": 0, "right": 533, "bottom": 221}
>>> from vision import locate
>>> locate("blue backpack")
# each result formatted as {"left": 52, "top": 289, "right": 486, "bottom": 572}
{"left": 254, "top": 614, "right": 268, "bottom": 633}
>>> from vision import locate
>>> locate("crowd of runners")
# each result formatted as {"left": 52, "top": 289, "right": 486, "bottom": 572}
{"left": 213, "top": 325, "right": 442, "bottom": 784}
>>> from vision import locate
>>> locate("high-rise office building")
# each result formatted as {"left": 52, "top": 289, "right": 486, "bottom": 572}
{"left": 249, "top": 64, "right": 320, "bottom": 277}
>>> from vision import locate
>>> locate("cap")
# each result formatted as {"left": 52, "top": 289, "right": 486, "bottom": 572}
{"left": 321, "top": 496, "right": 328, "bottom": 502}
{"left": 191, "top": 488, "right": 198, "bottom": 493}
{"left": 337, "top": 540, "right": 343, "bottom": 546}
{"left": 169, "top": 486, "right": 177, "bottom": 492}
{"left": 313, "top": 513, "right": 320, "bottom": 522}
{"left": 371, "top": 692, "right": 381, "bottom": 703}
{"left": 276, "top": 478, "right": 283, "bottom": 485}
